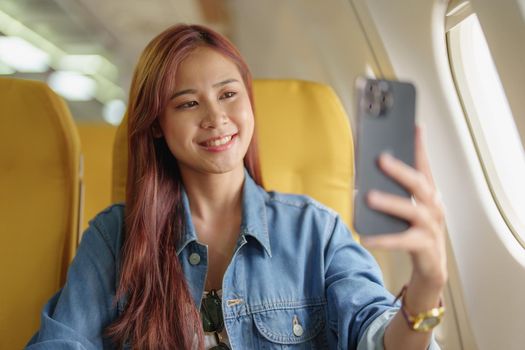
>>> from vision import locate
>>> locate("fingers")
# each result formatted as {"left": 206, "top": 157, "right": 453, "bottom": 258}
{"left": 368, "top": 190, "right": 431, "bottom": 225}
{"left": 377, "top": 125, "right": 436, "bottom": 206}
{"left": 378, "top": 153, "right": 436, "bottom": 206}
{"left": 361, "top": 228, "right": 446, "bottom": 286}
{"left": 377, "top": 149, "right": 445, "bottom": 224}
{"left": 359, "top": 125, "right": 447, "bottom": 286}
{"left": 360, "top": 227, "right": 432, "bottom": 253}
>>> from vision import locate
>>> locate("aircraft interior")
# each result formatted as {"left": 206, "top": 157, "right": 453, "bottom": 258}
{"left": 1, "top": 0, "right": 524, "bottom": 349}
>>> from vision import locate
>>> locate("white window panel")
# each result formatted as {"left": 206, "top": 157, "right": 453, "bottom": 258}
{"left": 448, "top": 13, "right": 525, "bottom": 246}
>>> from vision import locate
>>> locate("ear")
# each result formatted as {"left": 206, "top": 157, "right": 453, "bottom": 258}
{"left": 152, "top": 120, "right": 163, "bottom": 138}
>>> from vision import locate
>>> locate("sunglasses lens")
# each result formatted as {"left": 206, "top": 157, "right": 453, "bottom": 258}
{"left": 201, "top": 290, "right": 224, "bottom": 333}
{"left": 201, "top": 290, "right": 230, "bottom": 349}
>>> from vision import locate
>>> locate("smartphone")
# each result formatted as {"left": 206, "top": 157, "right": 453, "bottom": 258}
{"left": 353, "top": 77, "right": 416, "bottom": 235}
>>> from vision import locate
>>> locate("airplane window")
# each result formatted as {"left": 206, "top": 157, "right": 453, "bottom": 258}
{"left": 447, "top": 13, "right": 525, "bottom": 246}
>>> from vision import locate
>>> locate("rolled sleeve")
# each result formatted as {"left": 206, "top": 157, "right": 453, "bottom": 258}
{"left": 357, "top": 308, "right": 398, "bottom": 350}
{"left": 357, "top": 308, "right": 441, "bottom": 350}
{"left": 324, "top": 216, "right": 441, "bottom": 349}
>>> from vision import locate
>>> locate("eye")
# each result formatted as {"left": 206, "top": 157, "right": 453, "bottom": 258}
{"left": 220, "top": 91, "right": 237, "bottom": 100}
{"left": 176, "top": 100, "right": 198, "bottom": 109}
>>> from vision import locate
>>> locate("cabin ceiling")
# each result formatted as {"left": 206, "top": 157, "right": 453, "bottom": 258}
{"left": 0, "top": 0, "right": 230, "bottom": 122}
{"left": 0, "top": 0, "right": 371, "bottom": 125}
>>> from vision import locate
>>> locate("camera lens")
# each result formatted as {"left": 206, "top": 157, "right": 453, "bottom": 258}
{"left": 363, "top": 80, "right": 393, "bottom": 118}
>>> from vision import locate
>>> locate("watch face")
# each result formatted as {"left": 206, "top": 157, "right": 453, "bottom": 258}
{"left": 416, "top": 317, "right": 441, "bottom": 332}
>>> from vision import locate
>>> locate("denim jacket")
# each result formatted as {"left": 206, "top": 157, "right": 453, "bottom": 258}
{"left": 27, "top": 171, "right": 439, "bottom": 349}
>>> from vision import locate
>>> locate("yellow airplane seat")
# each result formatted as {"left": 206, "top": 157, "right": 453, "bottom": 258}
{"left": 112, "top": 79, "right": 354, "bottom": 228}
{"left": 77, "top": 123, "right": 117, "bottom": 232}
{"left": 0, "top": 77, "right": 82, "bottom": 349}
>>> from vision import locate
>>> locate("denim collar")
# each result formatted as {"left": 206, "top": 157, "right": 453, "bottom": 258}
{"left": 176, "top": 169, "right": 271, "bottom": 257}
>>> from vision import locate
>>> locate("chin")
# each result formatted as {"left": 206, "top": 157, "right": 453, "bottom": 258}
{"left": 207, "top": 162, "right": 244, "bottom": 175}
{"left": 189, "top": 157, "right": 245, "bottom": 176}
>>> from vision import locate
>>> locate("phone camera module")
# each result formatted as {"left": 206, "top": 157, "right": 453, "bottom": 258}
{"left": 363, "top": 81, "right": 394, "bottom": 118}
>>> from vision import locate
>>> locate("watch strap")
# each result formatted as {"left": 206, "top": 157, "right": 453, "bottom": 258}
{"left": 394, "top": 285, "right": 445, "bottom": 332}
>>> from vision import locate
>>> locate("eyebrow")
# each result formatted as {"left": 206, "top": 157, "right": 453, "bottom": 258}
{"left": 170, "top": 78, "right": 240, "bottom": 100}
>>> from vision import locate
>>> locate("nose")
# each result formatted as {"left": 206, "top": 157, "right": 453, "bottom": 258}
{"left": 200, "top": 101, "right": 228, "bottom": 129}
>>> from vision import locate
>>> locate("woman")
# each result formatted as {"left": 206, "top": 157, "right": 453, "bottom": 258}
{"left": 27, "top": 24, "right": 446, "bottom": 349}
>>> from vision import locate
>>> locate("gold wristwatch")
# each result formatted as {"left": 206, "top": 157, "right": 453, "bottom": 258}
{"left": 395, "top": 285, "right": 445, "bottom": 332}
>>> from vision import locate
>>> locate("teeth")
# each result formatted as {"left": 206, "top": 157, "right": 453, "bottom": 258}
{"left": 206, "top": 135, "right": 232, "bottom": 147}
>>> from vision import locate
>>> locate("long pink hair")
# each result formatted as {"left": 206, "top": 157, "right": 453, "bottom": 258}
{"left": 105, "top": 24, "right": 263, "bottom": 349}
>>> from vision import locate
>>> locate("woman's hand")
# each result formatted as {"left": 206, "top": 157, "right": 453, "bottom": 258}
{"left": 360, "top": 126, "right": 447, "bottom": 293}
{"left": 361, "top": 125, "right": 447, "bottom": 348}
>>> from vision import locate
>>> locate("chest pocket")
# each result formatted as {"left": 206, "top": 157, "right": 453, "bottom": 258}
{"left": 252, "top": 304, "right": 327, "bottom": 349}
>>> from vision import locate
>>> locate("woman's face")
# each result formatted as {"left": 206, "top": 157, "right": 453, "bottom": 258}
{"left": 159, "top": 46, "right": 254, "bottom": 178}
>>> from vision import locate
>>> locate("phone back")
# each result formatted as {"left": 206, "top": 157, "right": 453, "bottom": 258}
{"left": 354, "top": 78, "right": 416, "bottom": 235}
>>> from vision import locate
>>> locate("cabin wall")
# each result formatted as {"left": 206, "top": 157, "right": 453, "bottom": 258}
{"left": 228, "top": 0, "right": 379, "bottom": 131}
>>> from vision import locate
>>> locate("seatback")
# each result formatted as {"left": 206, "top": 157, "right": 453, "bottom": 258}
{"left": 77, "top": 123, "right": 117, "bottom": 231}
{"left": 112, "top": 79, "right": 354, "bottom": 228}
{"left": 0, "top": 78, "right": 82, "bottom": 349}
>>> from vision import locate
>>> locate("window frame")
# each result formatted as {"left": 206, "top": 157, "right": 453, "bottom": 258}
{"left": 446, "top": 2, "right": 525, "bottom": 248}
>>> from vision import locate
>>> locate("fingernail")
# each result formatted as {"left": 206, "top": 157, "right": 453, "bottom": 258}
{"left": 380, "top": 153, "right": 393, "bottom": 165}
{"left": 368, "top": 190, "right": 380, "bottom": 203}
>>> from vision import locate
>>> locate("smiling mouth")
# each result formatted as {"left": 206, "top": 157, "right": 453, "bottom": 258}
{"left": 199, "top": 133, "right": 237, "bottom": 148}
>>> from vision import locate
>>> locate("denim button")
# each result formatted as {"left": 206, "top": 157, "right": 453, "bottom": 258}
{"left": 292, "top": 315, "right": 304, "bottom": 336}
{"left": 293, "top": 324, "right": 304, "bottom": 337}
{"left": 189, "top": 252, "right": 201, "bottom": 265}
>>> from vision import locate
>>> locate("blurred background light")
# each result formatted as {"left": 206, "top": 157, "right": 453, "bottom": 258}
{"left": 59, "top": 55, "right": 104, "bottom": 75}
{"left": 0, "top": 36, "right": 50, "bottom": 72}
{"left": 102, "top": 99, "right": 126, "bottom": 125}
{"left": 0, "top": 60, "right": 15, "bottom": 75}
{"left": 48, "top": 71, "right": 97, "bottom": 101}
{"left": 59, "top": 54, "right": 119, "bottom": 80}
